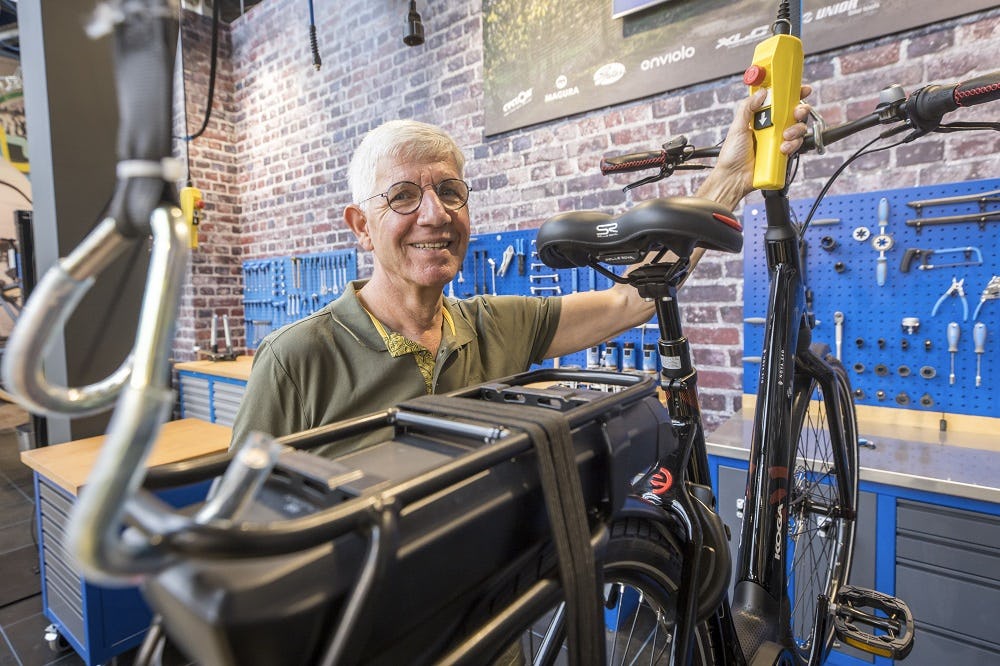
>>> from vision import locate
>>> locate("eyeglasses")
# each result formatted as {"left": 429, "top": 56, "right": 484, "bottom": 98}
{"left": 359, "top": 179, "right": 471, "bottom": 215}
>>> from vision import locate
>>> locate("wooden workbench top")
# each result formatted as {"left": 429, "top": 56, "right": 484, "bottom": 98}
{"left": 20, "top": 418, "right": 232, "bottom": 496}
{"left": 174, "top": 354, "right": 254, "bottom": 382}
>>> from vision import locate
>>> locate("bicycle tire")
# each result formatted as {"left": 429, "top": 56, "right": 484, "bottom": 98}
{"left": 520, "top": 517, "right": 718, "bottom": 665}
{"left": 785, "top": 347, "right": 859, "bottom": 664}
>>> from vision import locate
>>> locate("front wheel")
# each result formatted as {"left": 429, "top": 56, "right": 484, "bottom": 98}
{"left": 521, "top": 518, "right": 718, "bottom": 665}
{"left": 785, "top": 348, "right": 859, "bottom": 663}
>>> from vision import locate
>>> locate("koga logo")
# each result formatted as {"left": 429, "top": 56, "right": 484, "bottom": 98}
{"left": 716, "top": 25, "right": 770, "bottom": 50}
{"left": 641, "top": 45, "right": 695, "bottom": 71}
{"left": 593, "top": 62, "right": 626, "bottom": 87}
{"left": 803, "top": 0, "right": 863, "bottom": 23}
{"left": 595, "top": 222, "right": 619, "bottom": 239}
{"left": 502, "top": 88, "right": 533, "bottom": 116}
{"left": 545, "top": 75, "right": 580, "bottom": 103}
{"left": 774, "top": 501, "right": 785, "bottom": 560}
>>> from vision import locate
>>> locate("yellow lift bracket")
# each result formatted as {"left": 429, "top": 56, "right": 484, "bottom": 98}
{"left": 179, "top": 185, "right": 204, "bottom": 249}
{"left": 745, "top": 33, "right": 803, "bottom": 190}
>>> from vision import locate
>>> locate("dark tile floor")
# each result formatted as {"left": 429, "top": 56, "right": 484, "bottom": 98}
{"left": 0, "top": 412, "right": 195, "bottom": 666}
{"left": 0, "top": 418, "right": 89, "bottom": 666}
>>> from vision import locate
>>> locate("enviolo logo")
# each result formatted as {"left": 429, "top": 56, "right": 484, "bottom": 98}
{"left": 640, "top": 45, "right": 695, "bottom": 70}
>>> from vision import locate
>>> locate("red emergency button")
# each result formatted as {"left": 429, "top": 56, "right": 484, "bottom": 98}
{"left": 743, "top": 64, "right": 766, "bottom": 86}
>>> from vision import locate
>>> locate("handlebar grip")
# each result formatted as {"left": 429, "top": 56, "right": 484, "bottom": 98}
{"left": 910, "top": 70, "right": 1000, "bottom": 127}
{"left": 954, "top": 71, "right": 1000, "bottom": 107}
{"left": 600, "top": 151, "right": 667, "bottom": 175}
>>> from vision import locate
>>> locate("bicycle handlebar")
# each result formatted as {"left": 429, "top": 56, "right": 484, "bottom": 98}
{"left": 603, "top": 71, "right": 1000, "bottom": 183}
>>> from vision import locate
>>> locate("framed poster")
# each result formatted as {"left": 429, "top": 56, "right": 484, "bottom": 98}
{"left": 483, "top": 0, "right": 996, "bottom": 135}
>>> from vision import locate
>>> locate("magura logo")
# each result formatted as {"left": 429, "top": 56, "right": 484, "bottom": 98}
{"left": 502, "top": 88, "right": 533, "bottom": 116}
{"left": 545, "top": 75, "right": 580, "bottom": 103}
{"left": 595, "top": 222, "right": 619, "bottom": 238}
{"left": 593, "top": 62, "right": 626, "bottom": 87}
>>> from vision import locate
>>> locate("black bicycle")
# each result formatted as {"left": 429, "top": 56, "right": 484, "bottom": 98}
{"left": 5, "top": 2, "right": 998, "bottom": 665}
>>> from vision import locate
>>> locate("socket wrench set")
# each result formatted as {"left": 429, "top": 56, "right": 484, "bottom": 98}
{"left": 242, "top": 249, "right": 358, "bottom": 349}
{"left": 743, "top": 177, "right": 999, "bottom": 418}
{"left": 453, "top": 229, "right": 662, "bottom": 375}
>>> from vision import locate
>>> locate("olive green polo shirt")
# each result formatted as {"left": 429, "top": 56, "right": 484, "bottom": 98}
{"left": 229, "top": 280, "right": 562, "bottom": 458}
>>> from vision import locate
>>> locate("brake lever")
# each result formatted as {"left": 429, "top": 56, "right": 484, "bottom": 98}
{"left": 623, "top": 170, "right": 669, "bottom": 192}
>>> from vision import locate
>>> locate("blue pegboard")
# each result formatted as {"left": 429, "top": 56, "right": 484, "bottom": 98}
{"left": 743, "top": 178, "right": 1000, "bottom": 418}
{"left": 243, "top": 249, "right": 358, "bottom": 349}
{"left": 455, "top": 230, "right": 662, "bottom": 374}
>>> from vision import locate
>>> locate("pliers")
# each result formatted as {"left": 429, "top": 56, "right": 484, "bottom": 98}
{"left": 931, "top": 276, "right": 968, "bottom": 321}
{"left": 973, "top": 275, "right": 1000, "bottom": 321}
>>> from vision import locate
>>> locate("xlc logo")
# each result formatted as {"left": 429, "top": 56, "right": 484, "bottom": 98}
{"left": 595, "top": 222, "right": 619, "bottom": 238}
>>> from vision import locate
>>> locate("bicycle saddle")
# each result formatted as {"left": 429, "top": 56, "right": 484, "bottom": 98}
{"left": 536, "top": 197, "right": 742, "bottom": 269}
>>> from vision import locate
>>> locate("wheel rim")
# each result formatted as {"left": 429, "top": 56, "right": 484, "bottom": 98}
{"left": 786, "top": 381, "right": 857, "bottom": 662}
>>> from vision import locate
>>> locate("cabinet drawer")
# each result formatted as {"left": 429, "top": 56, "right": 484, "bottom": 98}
{"left": 896, "top": 562, "right": 1000, "bottom": 650}
{"left": 180, "top": 376, "right": 210, "bottom": 400}
{"left": 213, "top": 381, "right": 245, "bottom": 401}
{"left": 897, "top": 500, "right": 1000, "bottom": 551}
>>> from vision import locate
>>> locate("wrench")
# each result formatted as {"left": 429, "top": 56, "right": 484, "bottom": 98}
{"left": 487, "top": 257, "right": 497, "bottom": 295}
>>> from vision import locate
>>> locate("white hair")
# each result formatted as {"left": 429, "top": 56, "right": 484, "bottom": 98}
{"left": 347, "top": 119, "right": 467, "bottom": 204}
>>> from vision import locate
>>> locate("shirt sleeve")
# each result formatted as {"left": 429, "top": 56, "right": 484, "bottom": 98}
{"left": 465, "top": 294, "right": 562, "bottom": 370}
{"left": 228, "top": 339, "right": 306, "bottom": 449}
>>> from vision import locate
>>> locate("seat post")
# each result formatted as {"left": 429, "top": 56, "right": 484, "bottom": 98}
{"left": 627, "top": 258, "right": 692, "bottom": 381}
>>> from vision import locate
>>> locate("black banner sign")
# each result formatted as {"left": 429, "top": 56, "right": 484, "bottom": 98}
{"left": 483, "top": 0, "right": 994, "bottom": 136}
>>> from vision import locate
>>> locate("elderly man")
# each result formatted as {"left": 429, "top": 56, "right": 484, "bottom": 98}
{"left": 230, "top": 88, "right": 810, "bottom": 455}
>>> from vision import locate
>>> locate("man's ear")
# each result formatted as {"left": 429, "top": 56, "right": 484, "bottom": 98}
{"left": 345, "top": 205, "right": 373, "bottom": 251}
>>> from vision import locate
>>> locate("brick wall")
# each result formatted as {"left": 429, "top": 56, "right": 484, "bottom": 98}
{"left": 176, "top": 2, "right": 1000, "bottom": 428}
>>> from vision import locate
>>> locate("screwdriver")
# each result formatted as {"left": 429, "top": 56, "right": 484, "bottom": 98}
{"left": 974, "top": 322, "right": 987, "bottom": 387}
{"left": 947, "top": 322, "right": 960, "bottom": 385}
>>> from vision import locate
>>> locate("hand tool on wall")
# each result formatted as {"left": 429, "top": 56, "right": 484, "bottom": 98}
{"left": 481, "top": 250, "right": 490, "bottom": 295}
{"left": 900, "top": 246, "right": 983, "bottom": 272}
{"left": 906, "top": 188, "right": 1000, "bottom": 215}
{"left": 973, "top": 275, "right": 1000, "bottom": 320}
{"left": 498, "top": 244, "right": 515, "bottom": 277}
{"left": 472, "top": 251, "right": 480, "bottom": 294}
{"left": 834, "top": 311, "right": 845, "bottom": 360}
{"left": 487, "top": 257, "right": 497, "bottom": 295}
{"left": 906, "top": 209, "right": 1000, "bottom": 233}
{"left": 516, "top": 239, "right": 526, "bottom": 275}
{"left": 974, "top": 322, "right": 987, "bottom": 387}
{"left": 931, "top": 277, "right": 969, "bottom": 321}
{"left": 947, "top": 322, "right": 960, "bottom": 385}
{"left": 871, "top": 197, "right": 892, "bottom": 286}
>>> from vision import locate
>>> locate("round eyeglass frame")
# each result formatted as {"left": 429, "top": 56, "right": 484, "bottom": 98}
{"left": 358, "top": 178, "right": 471, "bottom": 215}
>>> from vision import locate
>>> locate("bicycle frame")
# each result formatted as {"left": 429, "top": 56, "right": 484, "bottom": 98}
{"left": 731, "top": 195, "right": 858, "bottom": 664}
{"left": 614, "top": 187, "right": 859, "bottom": 665}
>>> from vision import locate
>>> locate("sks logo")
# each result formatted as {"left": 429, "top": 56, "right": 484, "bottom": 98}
{"left": 649, "top": 467, "right": 674, "bottom": 495}
{"left": 595, "top": 222, "right": 619, "bottom": 239}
